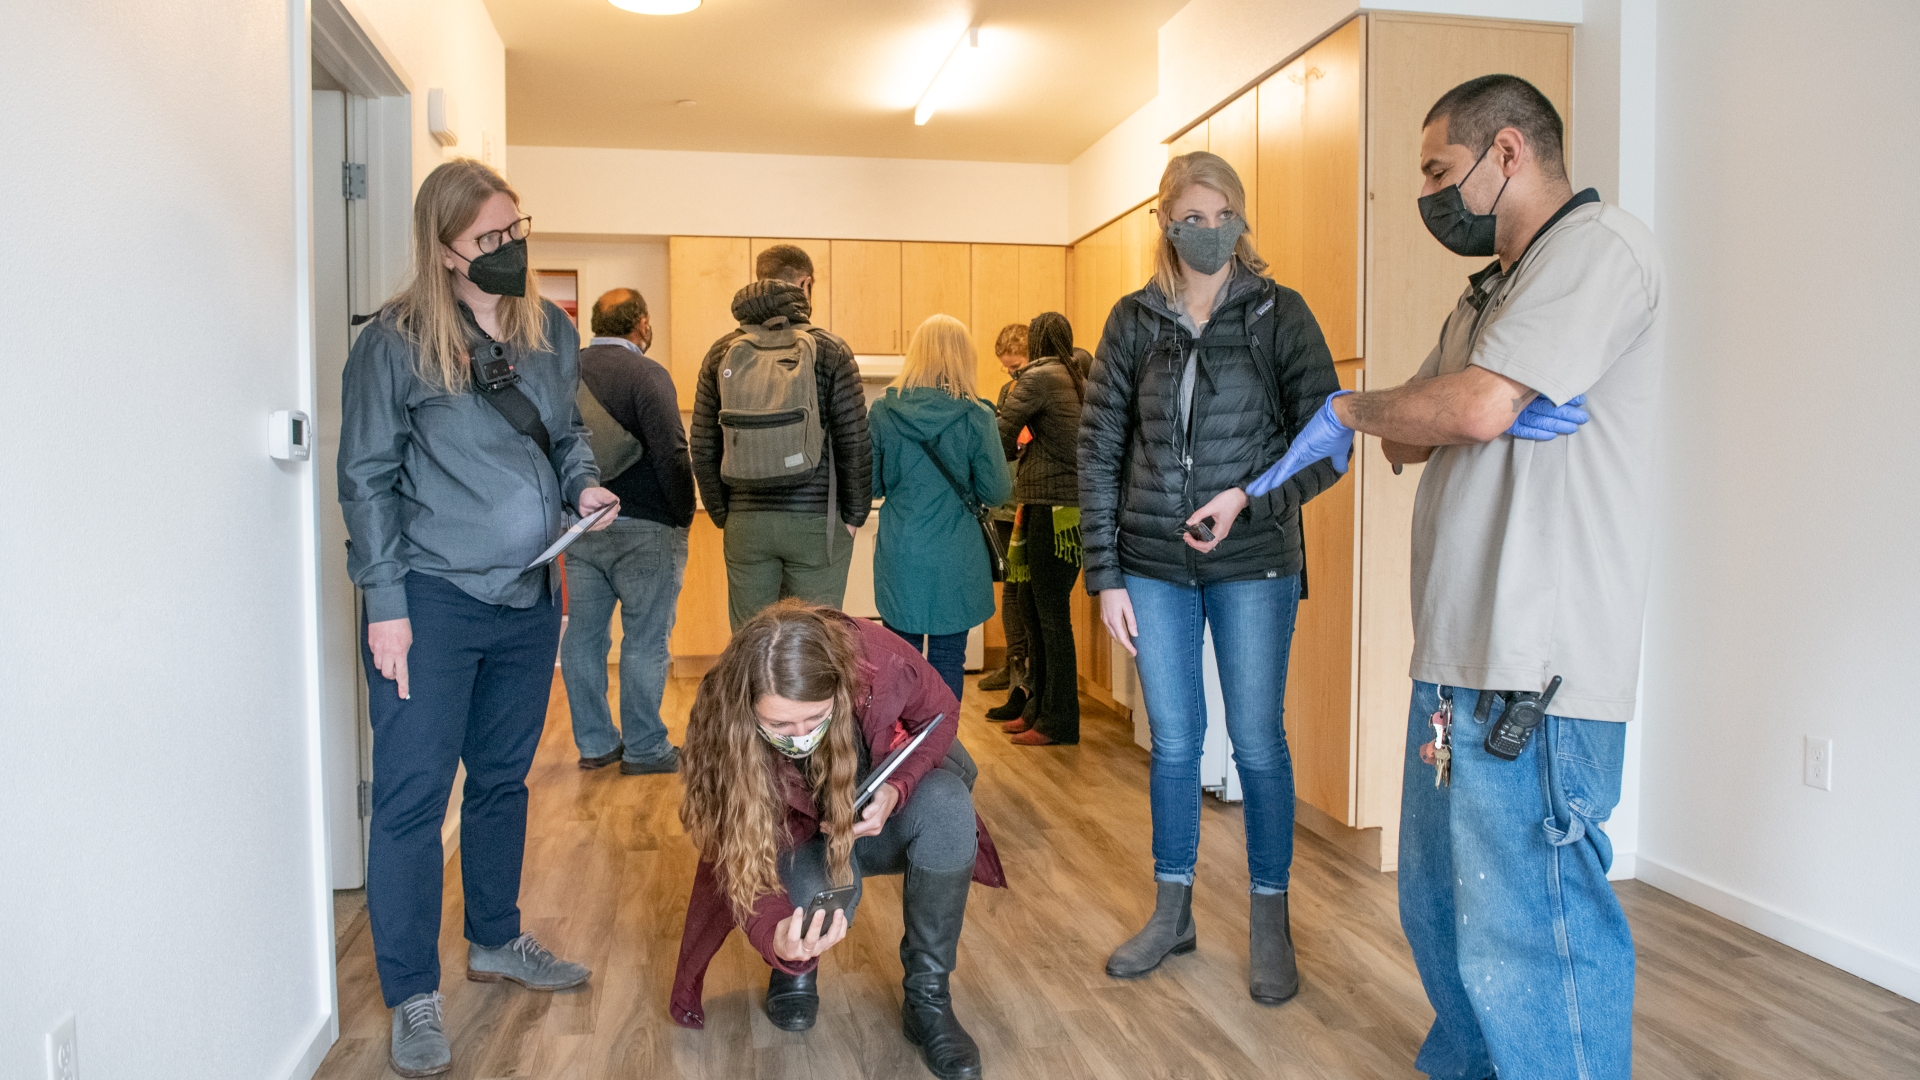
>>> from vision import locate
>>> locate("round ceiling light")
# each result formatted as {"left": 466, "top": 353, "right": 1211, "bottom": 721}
{"left": 609, "top": 0, "right": 700, "bottom": 13}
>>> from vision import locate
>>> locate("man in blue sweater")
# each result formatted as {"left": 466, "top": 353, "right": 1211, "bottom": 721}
{"left": 560, "top": 287, "right": 697, "bottom": 774}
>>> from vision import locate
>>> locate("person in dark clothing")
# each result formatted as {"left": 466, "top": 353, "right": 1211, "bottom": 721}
{"left": 560, "top": 287, "right": 696, "bottom": 776}
{"left": 689, "top": 245, "right": 873, "bottom": 630}
{"left": 1081, "top": 152, "right": 1342, "bottom": 1005}
{"left": 978, "top": 322, "right": 1029, "bottom": 700}
{"left": 995, "top": 311, "right": 1085, "bottom": 746}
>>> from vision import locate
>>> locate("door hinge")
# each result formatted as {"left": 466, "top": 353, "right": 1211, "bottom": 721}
{"left": 342, "top": 162, "right": 367, "bottom": 201}
{"left": 357, "top": 780, "right": 372, "bottom": 819}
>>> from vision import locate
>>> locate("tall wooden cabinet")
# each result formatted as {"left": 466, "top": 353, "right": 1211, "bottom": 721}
{"left": 1070, "top": 13, "right": 1572, "bottom": 869}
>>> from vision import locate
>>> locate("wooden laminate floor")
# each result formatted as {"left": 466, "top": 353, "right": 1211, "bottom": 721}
{"left": 319, "top": 672, "right": 1920, "bottom": 1080}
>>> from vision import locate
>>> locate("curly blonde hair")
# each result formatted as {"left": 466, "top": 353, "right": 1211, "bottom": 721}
{"left": 680, "top": 601, "right": 864, "bottom": 922}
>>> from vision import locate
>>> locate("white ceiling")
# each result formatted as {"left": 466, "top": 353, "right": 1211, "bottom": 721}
{"left": 486, "top": 0, "right": 1188, "bottom": 164}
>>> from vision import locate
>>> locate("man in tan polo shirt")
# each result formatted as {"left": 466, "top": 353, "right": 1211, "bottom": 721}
{"left": 1247, "top": 75, "right": 1662, "bottom": 1080}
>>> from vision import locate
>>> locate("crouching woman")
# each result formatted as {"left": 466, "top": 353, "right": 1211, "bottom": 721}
{"left": 669, "top": 601, "right": 1005, "bottom": 1080}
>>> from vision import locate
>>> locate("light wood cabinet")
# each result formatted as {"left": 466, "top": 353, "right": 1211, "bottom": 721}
{"left": 749, "top": 238, "right": 833, "bottom": 333}
{"left": 667, "top": 236, "right": 751, "bottom": 409}
{"left": 1069, "top": 13, "right": 1571, "bottom": 869}
{"left": 971, "top": 244, "right": 1071, "bottom": 401}
{"left": 900, "top": 241, "right": 971, "bottom": 348}
{"left": 831, "top": 240, "right": 902, "bottom": 353}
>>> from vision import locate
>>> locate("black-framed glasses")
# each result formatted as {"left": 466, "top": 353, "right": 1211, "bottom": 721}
{"left": 473, "top": 216, "right": 532, "bottom": 255}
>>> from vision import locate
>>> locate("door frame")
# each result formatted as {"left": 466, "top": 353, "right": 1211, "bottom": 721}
{"left": 295, "top": 0, "right": 414, "bottom": 1057}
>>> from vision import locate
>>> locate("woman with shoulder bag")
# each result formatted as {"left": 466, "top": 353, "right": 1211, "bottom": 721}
{"left": 338, "top": 159, "right": 620, "bottom": 1077}
{"left": 868, "top": 314, "right": 1014, "bottom": 701}
{"left": 1079, "top": 152, "right": 1343, "bottom": 1004}
{"left": 994, "top": 311, "right": 1085, "bottom": 746}
{"left": 670, "top": 601, "right": 1007, "bottom": 1080}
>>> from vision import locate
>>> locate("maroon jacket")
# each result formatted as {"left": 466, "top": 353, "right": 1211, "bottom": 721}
{"left": 668, "top": 617, "right": 1006, "bottom": 1028}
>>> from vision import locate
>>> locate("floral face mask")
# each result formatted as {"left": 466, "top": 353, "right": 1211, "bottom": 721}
{"left": 758, "top": 709, "right": 831, "bottom": 759}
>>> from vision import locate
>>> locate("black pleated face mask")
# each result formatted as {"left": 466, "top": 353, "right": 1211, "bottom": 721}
{"left": 1418, "top": 147, "right": 1510, "bottom": 258}
{"left": 463, "top": 236, "right": 529, "bottom": 297}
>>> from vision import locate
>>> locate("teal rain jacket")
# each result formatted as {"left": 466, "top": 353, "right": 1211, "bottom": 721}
{"left": 868, "top": 386, "right": 1013, "bottom": 636}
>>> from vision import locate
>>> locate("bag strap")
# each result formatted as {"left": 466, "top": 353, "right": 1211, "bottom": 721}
{"left": 916, "top": 438, "right": 990, "bottom": 522}
{"left": 478, "top": 382, "right": 553, "bottom": 458}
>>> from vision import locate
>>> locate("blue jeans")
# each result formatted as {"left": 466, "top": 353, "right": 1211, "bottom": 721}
{"left": 559, "top": 519, "right": 688, "bottom": 765}
{"left": 1125, "top": 573, "right": 1300, "bottom": 892}
{"left": 885, "top": 625, "right": 968, "bottom": 705}
{"left": 362, "top": 572, "right": 560, "bottom": 1006}
{"left": 1399, "top": 681, "right": 1633, "bottom": 1080}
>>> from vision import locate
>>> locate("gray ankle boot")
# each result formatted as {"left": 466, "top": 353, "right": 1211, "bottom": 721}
{"left": 1105, "top": 880, "right": 1197, "bottom": 978}
{"left": 1249, "top": 891, "right": 1300, "bottom": 1004}
{"left": 389, "top": 991, "right": 451, "bottom": 1077}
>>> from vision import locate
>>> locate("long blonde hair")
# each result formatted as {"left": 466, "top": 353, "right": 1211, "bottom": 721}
{"left": 680, "top": 601, "right": 864, "bottom": 922}
{"left": 894, "top": 313, "right": 976, "bottom": 398}
{"left": 1152, "top": 151, "right": 1269, "bottom": 300}
{"left": 388, "top": 159, "right": 547, "bottom": 392}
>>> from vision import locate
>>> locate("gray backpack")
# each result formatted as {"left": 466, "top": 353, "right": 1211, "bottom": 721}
{"left": 717, "top": 316, "right": 824, "bottom": 490}
{"left": 575, "top": 383, "right": 644, "bottom": 483}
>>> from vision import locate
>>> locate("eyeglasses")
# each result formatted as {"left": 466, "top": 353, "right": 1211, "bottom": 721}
{"left": 470, "top": 216, "right": 532, "bottom": 255}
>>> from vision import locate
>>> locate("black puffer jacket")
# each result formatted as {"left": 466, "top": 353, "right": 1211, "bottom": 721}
{"left": 1079, "top": 269, "right": 1341, "bottom": 592}
{"left": 998, "top": 357, "right": 1082, "bottom": 506}
{"left": 691, "top": 281, "right": 872, "bottom": 528}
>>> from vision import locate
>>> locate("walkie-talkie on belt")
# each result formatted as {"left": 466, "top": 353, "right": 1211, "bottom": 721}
{"left": 1483, "top": 675, "right": 1562, "bottom": 761}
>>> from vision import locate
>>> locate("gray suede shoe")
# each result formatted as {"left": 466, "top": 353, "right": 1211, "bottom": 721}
{"left": 466, "top": 933, "right": 591, "bottom": 991}
{"left": 1106, "top": 880, "right": 1197, "bottom": 978}
{"left": 389, "top": 991, "right": 451, "bottom": 1078}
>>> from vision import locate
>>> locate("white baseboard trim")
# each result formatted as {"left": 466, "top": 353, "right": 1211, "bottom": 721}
{"left": 278, "top": 1011, "right": 335, "bottom": 1080}
{"left": 1607, "top": 851, "right": 1637, "bottom": 881}
{"left": 1635, "top": 855, "right": 1919, "bottom": 1003}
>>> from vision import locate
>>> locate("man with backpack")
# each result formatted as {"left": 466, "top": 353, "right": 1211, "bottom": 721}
{"left": 690, "top": 245, "right": 873, "bottom": 629}
{"left": 560, "top": 287, "right": 696, "bottom": 775}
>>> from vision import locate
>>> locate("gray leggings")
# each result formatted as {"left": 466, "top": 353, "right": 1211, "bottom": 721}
{"left": 777, "top": 768, "right": 978, "bottom": 926}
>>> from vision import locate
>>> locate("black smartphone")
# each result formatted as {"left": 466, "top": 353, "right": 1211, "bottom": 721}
{"left": 1183, "top": 520, "right": 1215, "bottom": 542}
{"left": 803, "top": 885, "right": 857, "bottom": 929}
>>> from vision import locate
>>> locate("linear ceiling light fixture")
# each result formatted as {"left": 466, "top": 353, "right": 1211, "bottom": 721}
{"left": 914, "top": 25, "right": 979, "bottom": 126}
{"left": 610, "top": 0, "right": 700, "bottom": 14}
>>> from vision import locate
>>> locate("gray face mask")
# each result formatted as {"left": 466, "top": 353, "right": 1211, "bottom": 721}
{"left": 1164, "top": 216, "right": 1246, "bottom": 276}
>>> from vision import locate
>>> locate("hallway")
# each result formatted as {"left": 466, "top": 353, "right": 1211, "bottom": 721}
{"left": 317, "top": 674, "right": 1920, "bottom": 1080}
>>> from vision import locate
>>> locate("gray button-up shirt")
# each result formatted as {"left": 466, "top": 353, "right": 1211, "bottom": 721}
{"left": 338, "top": 301, "right": 600, "bottom": 622}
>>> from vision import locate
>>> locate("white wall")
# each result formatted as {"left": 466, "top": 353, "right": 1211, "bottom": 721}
{"left": 343, "top": 0, "right": 507, "bottom": 182}
{"left": 507, "top": 145, "right": 1071, "bottom": 245}
{"left": 1066, "top": 97, "right": 1168, "bottom": 241}
{"left": 529, "top": 237, "right": 673, "bottom": 372}
{"left": 0, "top": 3, "right": 334, "bottom": 1078}
{"left": 1635, "top": 0, "right": 1920, "bottom": 1001}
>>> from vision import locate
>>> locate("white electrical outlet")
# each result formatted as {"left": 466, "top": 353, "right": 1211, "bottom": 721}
{"left": 1803, "top": 737, "right": 1833, "bottom": 791}
{"left": 45, "top": 1013, "right": 77, "bottom": 1080}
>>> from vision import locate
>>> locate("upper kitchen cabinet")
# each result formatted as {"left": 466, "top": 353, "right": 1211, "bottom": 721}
{"left": 831, "top": 240, "right": 903, "bottom": 354}
{"left": 667, "top": 235, "right": 751, "bottom": 408}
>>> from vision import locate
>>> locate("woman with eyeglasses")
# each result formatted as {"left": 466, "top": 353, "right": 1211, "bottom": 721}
{"left": 1079, "top": 152, "right": 1342, "bottom": 1005}
{"left": 669, "top": 600, "right": 1005, "bottom": 1080}
{"left": 337, "top": 159, "right": 620, "bottom": 1078}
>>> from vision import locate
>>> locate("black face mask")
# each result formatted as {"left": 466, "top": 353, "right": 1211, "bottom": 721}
{"left": 461, "top": 236, "right": 528, "bottom": 297}
{"left": 1418, "top": 147, "right": 1511, "bottom": 257}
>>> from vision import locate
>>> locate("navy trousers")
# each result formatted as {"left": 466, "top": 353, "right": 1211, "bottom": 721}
{"left": 361, "top": 572, "right": 561, "bottom": 1006}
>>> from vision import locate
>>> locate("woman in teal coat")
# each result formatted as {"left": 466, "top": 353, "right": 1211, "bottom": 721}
{"left": 869, "top": 314, "right": 1014, "bottom": 703}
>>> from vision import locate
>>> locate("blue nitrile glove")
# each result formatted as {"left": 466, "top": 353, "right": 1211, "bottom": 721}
{"left": 1508, "top": 394, "right": 1589, "bottom": 440}
{"left": 1247, "top": 390, "right": 1354, "bottom": 497}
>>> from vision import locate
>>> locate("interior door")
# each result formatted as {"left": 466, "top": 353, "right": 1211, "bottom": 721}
{"left": 313, "top": 87, "right": 367, "bottom": 888}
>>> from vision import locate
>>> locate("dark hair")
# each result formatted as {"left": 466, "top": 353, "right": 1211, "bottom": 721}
{"left": 1028, "top": 312, "right": 1082, "bottom": 401}
{"left": 755, "top": 244, "right": 814, "bottom": 284}
{"left": 1424, "top": 74, "right": 1566, "bottom": 180}
{"left": 993, "top": 322, "right": 1029, "bottom": 359}
{"left": 589, "top": 289, "right": 647, "bottom": 337}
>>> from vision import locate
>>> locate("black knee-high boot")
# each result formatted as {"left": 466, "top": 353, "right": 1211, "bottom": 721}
{"left": 766, "top": 967, "right": 819, "bottom": 1031}
{"left": 899, "top": 864, "right": 982, "bottom": 1080}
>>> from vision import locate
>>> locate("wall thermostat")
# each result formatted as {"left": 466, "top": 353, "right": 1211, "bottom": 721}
{"left": 270, "top": 410, "right": 312, "bottom": 461}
